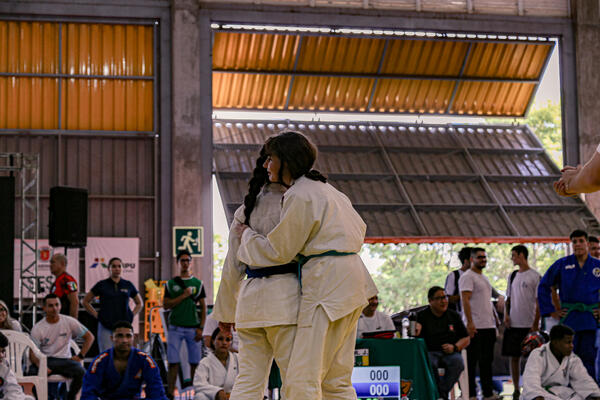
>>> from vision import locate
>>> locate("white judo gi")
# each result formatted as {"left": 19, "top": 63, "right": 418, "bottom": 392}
{"left": 522, "top": 343, "right": 600, "bottom": 400}
{"left": 0, "top": 360, "right": 34, "bottom": 400}
{"left": 212, "top": 184, "right": 299, "bottom": 399}
{"left": 193, "top": 352, "right": 239, "bottom": 400}
{"left": 238, "top": 176, "right": 378, "bottom": 400}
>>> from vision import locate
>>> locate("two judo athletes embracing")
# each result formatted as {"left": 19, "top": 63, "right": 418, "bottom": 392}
{"left": 236, "top": 131, "right": 378, "bottom": 400}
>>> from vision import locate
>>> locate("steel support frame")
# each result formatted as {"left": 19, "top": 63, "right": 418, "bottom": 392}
{"left": 0, "top": 153, "right": 40, "bottom": 323}
{"left": 0, "top": 0, "right": 172, "bottom": 278}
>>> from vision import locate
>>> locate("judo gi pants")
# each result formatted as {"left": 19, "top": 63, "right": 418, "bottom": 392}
{"left": 466, "top": 328, "right": 496, "bottom": 398}
{"left": 230, "top": 324, "right": 296, "bottom": 400}
{"left": 284, "top": 306, "right": 363, "bottom": 400}
{"left": 574, "top": 329, "right": 596, "bottom": 381}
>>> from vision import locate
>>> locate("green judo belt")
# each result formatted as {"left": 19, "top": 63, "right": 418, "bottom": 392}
{"left": 560, "top": 302, "right": 600, "bottom": 326}
{"left": 296, "top": 250, "right": 355, "bottom": 288}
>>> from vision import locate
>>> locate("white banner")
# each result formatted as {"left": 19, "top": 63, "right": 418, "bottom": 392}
{"left": 84, "top": 237, "right": 140, "bottom": 332}
{"left": 13, "top": 240, "right": 80, "bottom": 299}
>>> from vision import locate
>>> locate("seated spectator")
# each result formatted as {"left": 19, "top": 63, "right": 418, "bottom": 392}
{"left": 0, "top": 331, "right": 35, "bottom": 400}
{"left": 193, "top": 328, "right": 239, "bottom": 400}
{"left": 203, "top": 314, "right": 239, "bottom": 353}
{"left": 522, "top": 324, "right": 600, "bottom": 400}
{"left": 416, "top": 286, "right": 470, "bottom": 400}
{"left": 0, "top": 299, "right": 22, "bottom": 331}
{"left": 356, "top": 295, "right": 395, "bottom": 338}
{"left": 29, "top": 294, "right": 94, "bottom": 400}
{"left": 81, "top": 320, "right": 167, "bottom": 400}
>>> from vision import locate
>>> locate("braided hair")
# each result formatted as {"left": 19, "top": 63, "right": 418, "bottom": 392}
{"left": 243, "top": 146, "right": 269, "bottom": 226}
{"left": 264, "top": 131, "right": 327, "bottom": 184}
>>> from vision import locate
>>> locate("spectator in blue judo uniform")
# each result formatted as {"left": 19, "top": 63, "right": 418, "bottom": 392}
{"left": 538, "top": 229, "right": 600, "bottom": 382}
{"left": 81, "top": 320, "right": 167, "bottom": 400}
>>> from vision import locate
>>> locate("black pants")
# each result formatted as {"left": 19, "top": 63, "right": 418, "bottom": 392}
{"left": 466, "top": 328, "right": 496, "bottom": 398}
{"left": 47, "top": 357, "right": 85, "bottom": 400}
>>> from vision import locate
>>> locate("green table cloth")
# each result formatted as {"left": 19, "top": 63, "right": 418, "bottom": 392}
{"left": 355, "top": 338, "right": 439, "bottom": 400}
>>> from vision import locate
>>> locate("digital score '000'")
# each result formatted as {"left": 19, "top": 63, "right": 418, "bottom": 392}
{"left": 351, "top": 366, "right": 401, "bottom": 399}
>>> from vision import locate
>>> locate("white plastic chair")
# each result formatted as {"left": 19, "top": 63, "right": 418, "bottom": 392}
{"left": 1, "top": 329, "right": 48, "bottom": 400}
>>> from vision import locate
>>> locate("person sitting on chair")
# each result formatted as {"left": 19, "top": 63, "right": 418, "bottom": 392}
{"left": 0, "top": 331, "right": 35, "bottom": 400}
{"left": 416, "top": 286, "right": 470, "bottom": 400}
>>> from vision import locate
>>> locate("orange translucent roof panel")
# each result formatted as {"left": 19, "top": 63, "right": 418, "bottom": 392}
{"left": 463, "top": 42, "right": 552, "bottom": 79}
{"left": 0, "top": 21, "right": 59, "bottom": 74}
{"left": 450, "top": 81, "right": 536, "bottom": 116}
{"left": 288, "top": 76, "right": 374, "bottom": 112}
{"left": 213, "top": 72, "right": 290, "bottom": 110}
{"left": 0, "top": 77, "right": 58, "bottom": 129}
{"left": 381, "top": 39, "right": 468, "bottom": 76}
{"left": 297, "top": 36, "right": 385, "bottom": 73}
{"left": 370, "top": 79, "right": 454, "bottom": 113}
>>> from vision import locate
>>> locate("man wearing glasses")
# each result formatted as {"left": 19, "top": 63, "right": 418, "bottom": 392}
{"left": 163, "top": 249, "right": 207, "bottom": 399}
{"left": 81, "top": 320, "right": 167, "bottom": 399}
{"left": 416, "top": 286, "right": 470, "bottom": 400}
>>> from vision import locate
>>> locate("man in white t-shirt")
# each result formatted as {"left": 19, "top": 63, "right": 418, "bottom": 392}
{"left": 30, "top": 293, "right": 94, "bottom": 400}
{"left": 459, "top": 247, "right": 499, "bottom": 400}
{"left": 502, "top": 245, "right": 541, "bottom": 399}
{"left": 356, "top": 296, "right": 395, "bottom": 338}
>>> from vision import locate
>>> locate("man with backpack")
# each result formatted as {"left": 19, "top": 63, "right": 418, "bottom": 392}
{"left": 502, "top": 245, "right": 541, "bottom": 399}
{"left": 445, "top": 247, "right": 472, "bottom": 312}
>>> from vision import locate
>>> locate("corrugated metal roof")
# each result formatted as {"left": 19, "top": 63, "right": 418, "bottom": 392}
{"left": 213, "top": 120, "right": 599, "bottom": 242}
{"left": 202, "top": 0, "right": 570, "bottom": 17}
{"left": 0, "top": 21, "right": 154, "bottom": 131}
{"left": 212, "top": 31, "right": 553, "bottom": 117}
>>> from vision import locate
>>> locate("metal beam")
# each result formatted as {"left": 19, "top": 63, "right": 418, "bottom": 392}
{"left": 0, "top": 72, "right": 154, "bottom": 80}
{"left": 213, "top": 68, "right": 539, "bottom": 84}
{"left": 283, "top": 35, "right": 303, "bottom": 110}
{"left": 366, "top": 39, "right": 389, "bottom": 111}
{"left": 446, "top": 42, "right": 472, "bottom": 114}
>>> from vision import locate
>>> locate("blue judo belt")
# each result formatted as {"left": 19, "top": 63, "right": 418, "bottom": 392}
{"left": 245, "top": 262, "right": 297, "bottom": 278}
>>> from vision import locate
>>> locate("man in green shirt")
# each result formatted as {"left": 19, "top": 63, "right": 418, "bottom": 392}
{"left": 164, "top": 250, "right": 206, "bottom": 399}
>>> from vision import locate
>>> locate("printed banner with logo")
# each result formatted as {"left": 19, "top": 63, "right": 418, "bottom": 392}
{"left": 13, "top": 240, "right": 80, "bottom": 299}
{"left": 85, "top": 237, "right": 140, "bottom": 332}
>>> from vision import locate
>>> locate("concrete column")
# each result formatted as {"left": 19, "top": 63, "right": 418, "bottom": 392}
{"left": 574, "top": 0, "right": 600, "bottom": 217}
{"left": 171, "top": 0, "right": 214, "bottom": 300}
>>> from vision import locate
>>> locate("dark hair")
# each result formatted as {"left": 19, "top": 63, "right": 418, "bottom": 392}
{"left": 458, "top": 247, "right": 472, "bottom": 264}
{"left": 243, "top": 146, "right": 269, "bottom": 226}
{"left": 589, "top": 236, "right": 599, "bottom": 244}
{"left": 470, "top": 247, "right": 486, "bottom": 258}
{"left": 550, "top": 324, "right": 574, "bottom": 341}
{"left": 264, "top": 131, "right": 327, "bottom": 184}
{"left": 427, "top": 286, "right": 445, "bottom": 300}
{"left": 108, "top": 257, "right": 122, "bottom": 267}
{"left": 511, "top": 245, "right": 528, "bottom": 259}
{"left": 0, "top": 331, "right": 7, "bottom": 348}
{"left": 112, "top": 320, "right": 133, "bottom": 332}
{"left": 210, "top": 327, "right": 221, "bottom": 350}
{"left": 177, "top": 249, "right": 192, "bottom": 262}
{"left": 570, "top": 229, "right": 588, "bottom": 241}
{"left": 43, "top": 293, "right": 59, "bottom": 305}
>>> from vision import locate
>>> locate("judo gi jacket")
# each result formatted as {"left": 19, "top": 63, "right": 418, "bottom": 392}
{"left": 238, "top": 176, "right": 378, "bottom": 328}
{"left": 212, "top": 184, "right": 299, "bottom": 328}
{"left": 81, "top": 347, "right": 167, "bottom": 400}
{"left": 538, "top": 254, "right": 600, "bottom": 331}
{"left": 0, "top": 360, "right": 32, "bottom": 400}
{"left": 193, "top": 352, "right": 239, "bottom": 400}
{"left": 522, "top": 343, "right": 600, "bottom": 400}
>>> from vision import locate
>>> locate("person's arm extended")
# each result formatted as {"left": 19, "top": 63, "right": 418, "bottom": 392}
{"left": 455, "top": 336, "right": 470, "bottom": 352}
{"left": 132, "top": 293, "right": 143, "bottom": 316}
{"left": 238, "top": 192, "right": 314, "bottom": 267}
{"left": 554, "top": 149, "right": 600, "bottom": 196}
{"left": 68, "top": 290, "right": 79, "bottom": 318}
{"left": 82, "top": 292, "right": 98, "bottom": 319}
{"left": 461, "top": 291, "right": 476, "bottom": 337}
